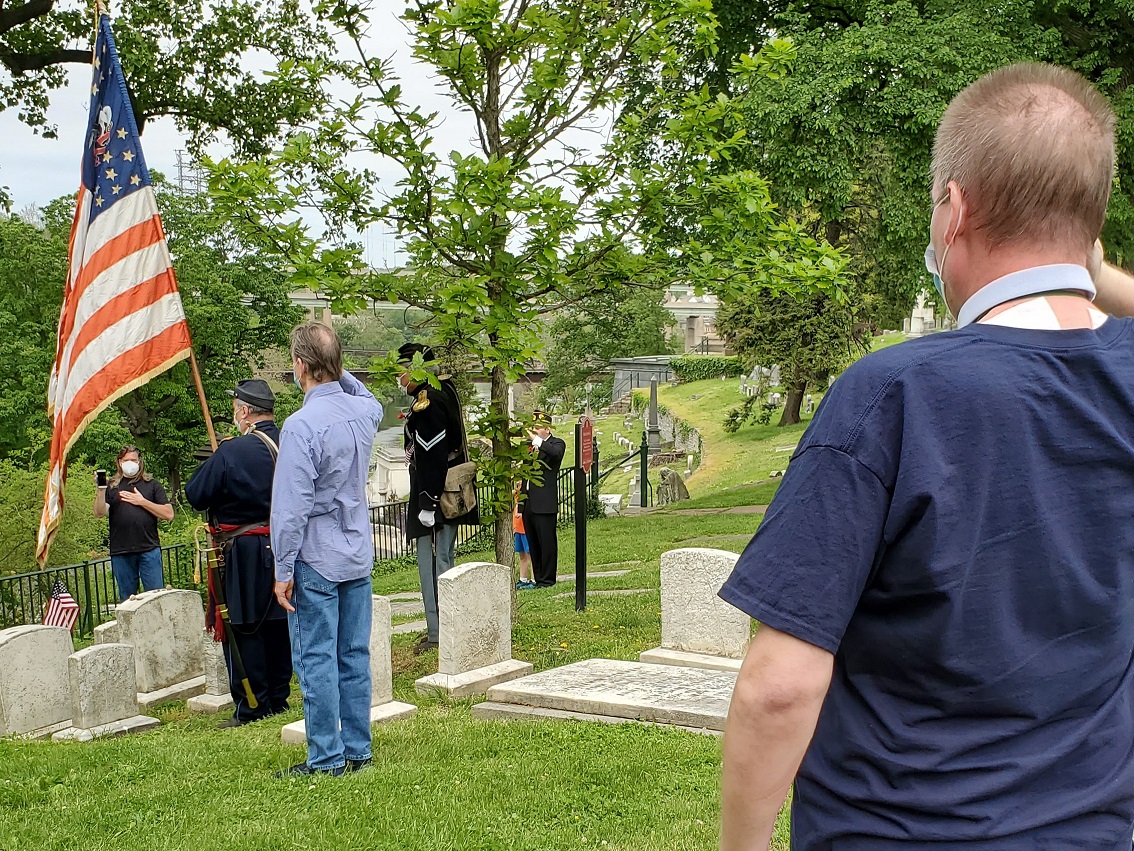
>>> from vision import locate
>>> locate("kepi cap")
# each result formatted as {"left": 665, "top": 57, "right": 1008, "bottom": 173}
{"left": 531, "top": 409, "right": 552, "bottom": 428}
{"left": 228, "top": 378, "right": 274, "bottom": 411}
{"left": 396, "top": 342, "right": 436, "bottom": 365}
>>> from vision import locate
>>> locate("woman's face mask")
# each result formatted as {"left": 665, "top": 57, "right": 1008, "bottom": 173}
{"left": 120, "top": 459, "right": 140, "bottom": 478}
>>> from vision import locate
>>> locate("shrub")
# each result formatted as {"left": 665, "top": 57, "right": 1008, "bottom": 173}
{"left": 671, "top": 355, "right": 743, "bottom": 382}
{"left": 723, "top": 396, "right": 777, "bottom": 432}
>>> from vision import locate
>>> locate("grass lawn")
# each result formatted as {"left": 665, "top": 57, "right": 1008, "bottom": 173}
{"left": 871, "top": 331, "right": 907, "bottom": 351}
{"left": 667, "top": 481, "right": 781, "bottom": 511}
{"left": 651, "top": 380, "right": 812, "bottom": 497}
{"left": 0, "top": 510, "right": 790, "bottom": 851}
{"left": 1, "top": 367, "right": 831, "bottom": 850}
{"left": 1, "top": 708, "right": 732, "bottom": 851}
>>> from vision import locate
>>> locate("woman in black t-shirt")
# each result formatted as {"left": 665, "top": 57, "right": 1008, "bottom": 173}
{"left": 93, "top": 445, "right": 174, "bottom": 601}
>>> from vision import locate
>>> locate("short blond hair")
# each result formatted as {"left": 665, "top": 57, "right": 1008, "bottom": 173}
{"left": 932, "top": 63, "right": 1115, "bottom": 251}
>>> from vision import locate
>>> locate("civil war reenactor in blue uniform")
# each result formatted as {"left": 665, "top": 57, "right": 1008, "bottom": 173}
{"left": 397, "top": 343, "right": 478, "bottom": 653}
{"left": 186, "top": 379, "right": 292, "bottom": 726}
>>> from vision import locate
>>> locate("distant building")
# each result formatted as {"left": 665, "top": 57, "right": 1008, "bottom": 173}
{"left": 663, "top": 284, "right": 728, "bottom": 353}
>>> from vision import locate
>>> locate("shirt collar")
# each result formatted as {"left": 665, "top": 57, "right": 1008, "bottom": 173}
{"left": 956, "top": 264, "right": 1096, "bottom": 329}
{"left": 304, "top": 380, "right": 343, "bottom": 402}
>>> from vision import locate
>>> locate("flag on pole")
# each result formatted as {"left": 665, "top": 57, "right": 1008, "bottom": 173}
{"left": 42, "top": 579, "right": 81, "bottom": 632}
{"left": 36, "top": 14, "right": 193, "bottom": 564}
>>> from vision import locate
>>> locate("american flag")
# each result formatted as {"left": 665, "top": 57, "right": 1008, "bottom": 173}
{"left": 36, "top": 14, "right": 193, "bottom": 564}
{"left": 42, "top": 580, "right": 81, "bottom": 631}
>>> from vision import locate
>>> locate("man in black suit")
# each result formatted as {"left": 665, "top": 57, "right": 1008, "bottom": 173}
{"left": 521, "top": 410, "right": 566, "bottom": 588}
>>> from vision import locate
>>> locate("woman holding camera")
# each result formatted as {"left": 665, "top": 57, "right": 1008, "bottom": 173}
{"left": 93, "top": 445, "right": 174, "bottom": 602}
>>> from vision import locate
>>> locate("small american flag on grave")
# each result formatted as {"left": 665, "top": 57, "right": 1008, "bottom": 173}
{"left": 43, "top": 579, "right": 80, "bottom": 632}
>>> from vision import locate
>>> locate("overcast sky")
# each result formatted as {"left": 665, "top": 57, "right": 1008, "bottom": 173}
{"left": 0, "top": 7, "right": 477, "bottom": 267}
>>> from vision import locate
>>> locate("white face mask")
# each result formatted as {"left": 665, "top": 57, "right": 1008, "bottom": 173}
{"left": 120, "top": 460, "right": 140, "bottom": 478}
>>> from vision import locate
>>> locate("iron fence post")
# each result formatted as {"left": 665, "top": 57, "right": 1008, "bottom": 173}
{"left": 640, "top": 431, "right": 649, "bottom": 509}
{"left": 81, "top": 561, "right": 94, "bottom": 636}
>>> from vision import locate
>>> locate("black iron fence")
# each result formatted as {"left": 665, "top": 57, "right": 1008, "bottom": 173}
{"left": 369, "top": 467, "right": 577, "bottom": 559}
{"left": 0, "top": 544, "right": 197, "bottom": 638}
{"left": 0, "top": 469, "right": 581, "bottom": 637}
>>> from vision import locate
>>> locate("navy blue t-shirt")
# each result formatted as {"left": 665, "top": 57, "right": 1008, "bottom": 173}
{"left": 720, "top": 318, "right": 1134, "bottom": 849}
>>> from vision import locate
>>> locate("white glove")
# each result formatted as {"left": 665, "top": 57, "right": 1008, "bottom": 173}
{"left": 532, "top": 435, "right": 544, "bottom": 448}
{"left": 418, "top": 509, "right": 436, "bottom": 528}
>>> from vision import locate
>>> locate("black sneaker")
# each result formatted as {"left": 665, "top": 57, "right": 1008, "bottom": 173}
{"left": 275, "top": 762, "right": 346, "bottom": 778}
{"left": 345, "top": 757, "right": 372, "bottom": 773}
{"left": 217, "top": 716, "right": 244, "bottom": 729}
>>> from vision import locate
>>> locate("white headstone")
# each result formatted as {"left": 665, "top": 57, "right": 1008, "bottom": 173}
{"left": 115, "top": 589, "right": 205, "bottom": 693}
{"left": 93, "top": 620, "right": 120, "bottom": 645}
{"left": 280, "top": 594, "right": 417, "bottom": 745}
{"left": 68, "top": 643, "right": 139, "bottom": 729}
{"left": 415, "top": 562, "right": 531, "bottom": 698}
{"left": 202, "top": 633, "right": 228, "bottom": 696}
{"left": 598, "top": 494, "right": 622, "bottom": 517}
{"left": 439, "top": 563, "right": 510, "bottom": 675}
{"left": 187, "top": 631, "right": 234, "bottom": 714}
{"left": 475, "top": 659, "right": 735, "bottom": 731}
{"left": 0, "top": 625, "right": 73, "bottom": 736}
{"left": 370, "top": 595, "right": 393, "bottom": 706}
{"left": 639, "top": 548, "right": 749, "bottom": 671}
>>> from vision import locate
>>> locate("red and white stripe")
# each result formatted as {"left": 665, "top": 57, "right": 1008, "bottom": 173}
{"left": 37, "top": 185, "right": 191, "bottom": 564}
{"left": 43, "top": 583, "right": 80, "bottom": 631}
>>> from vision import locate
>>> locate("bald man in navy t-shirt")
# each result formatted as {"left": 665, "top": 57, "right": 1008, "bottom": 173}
{"left": 720, "top": 64, "right": 1134, "bottom": 850}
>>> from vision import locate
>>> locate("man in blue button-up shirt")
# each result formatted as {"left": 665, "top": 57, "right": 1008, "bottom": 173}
{"left": 271, "top": 321, "right": 382, "bottom": 777}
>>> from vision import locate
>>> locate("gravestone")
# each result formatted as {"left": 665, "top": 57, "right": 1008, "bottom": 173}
{"left": 640, "top": 548, "right": 749, "bottom": 672}
{"left": 281, "top": 595, "right": 416, "bottom": 745}
{"left": 655, "top": 468, "right": 690, "bottom": 506}
{"left": 598, "top": 494, "right": 622, "bottom": 516}
{"left": 416, "top": 563, "right": 532, "bottom": 698}
{"left": 0, "top": 625, "right": 73, "bottom": 737}
{"left": 115, "top": 589, "right": 206, "bottom": 708}
{"left": 473, "top": 658, "right": 734, "bottom": 732}
{"left": 52, "top": 644, "right": 160, "bottom": 741}
{"left": 187, "top": 632, "right": 234, "bottom": 714}
{"left": 647, "top": 379, "right": 661, "bottom": 452}
{"left": 93, "top": 620, "right": 120, "bottom": 645}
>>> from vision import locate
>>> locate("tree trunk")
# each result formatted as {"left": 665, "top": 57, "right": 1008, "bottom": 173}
{"left": 167, "top": 460, "right": 182, "bottom": 506}
{"left": 489, "top": 362, "right": 513, "bottom": 568}
{"left": 778, "top": 379, "right": 806, "bottom": 427}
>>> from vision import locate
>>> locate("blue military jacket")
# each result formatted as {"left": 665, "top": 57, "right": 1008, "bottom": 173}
{"left": 185, "top": 422, "right": 285, "bottom": 624}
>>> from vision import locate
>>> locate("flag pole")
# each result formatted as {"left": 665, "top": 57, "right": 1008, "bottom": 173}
{"left": 189, "top": 350, "right": 218, "bottom": 451}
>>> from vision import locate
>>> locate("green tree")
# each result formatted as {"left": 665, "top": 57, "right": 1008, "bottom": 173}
{"left": 0, "top": 210, "right": 69, "bottom": 462}
{"left": 0, "top": 205, "right": 133, "bottom": 467}
{"left": 668, "top": 0, "right": 1134, "bottom": 323}
{"left": 0, "top": 184, "right": 303, "bottom": 497}
{"left": 0, "top": 0, "right": 330, "bottom": 155}
{"left": 334, "top": 309, "right": 429, "bottom": 369}
{"left": 0, "top": 459, "right": 105, "bottom": 573}
{"left": 209, "top": 0, "right": 846, "bottom": 563}
{"left": 716, "top": 288, "right": 869, "bottom": 426}
{"left": 540, "top": 287, "right": 678, "bottom": 412}
{"left": 110, "top": 180, "right": 304, "bottom": 495}
{"left": 725, "top": 1, "right": 1036, "bottom": 326}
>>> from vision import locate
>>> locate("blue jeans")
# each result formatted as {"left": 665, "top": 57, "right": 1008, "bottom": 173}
{"left": 288, "top": 559, "right": 372, "bottom": 771}
{"left": 111, "top": 548, "right": 164, "bottom": 602}
{"left": 416, "top": 522, "right": 457, "bottom": 642}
